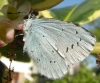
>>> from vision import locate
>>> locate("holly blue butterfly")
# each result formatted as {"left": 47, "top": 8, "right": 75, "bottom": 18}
{"left": 23, "top": 13, "right": 96, "bottom": 79}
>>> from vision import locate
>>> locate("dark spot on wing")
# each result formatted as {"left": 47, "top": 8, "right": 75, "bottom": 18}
{"left": 43, "top": 35, "right": 45, "bottom": 37}
{"left": 52, "top": 50, "right": 54, "bottom": 53}
{"left": 71, "top": 44, "right": 74, "bottom": 49}
{"left": 80, "top": 38, "right": 81, "bottom": 41}
{"left": 62, "top": 29, "right": 64, "bottom": 31}
{"left": 50, "top": 61, "right": 52, "bottom": 63}
{"left": 37, "top": 58, "right": 40, "bottom": 61}
{"left": 50, "top": 61, "right": 56, "bottom": 63}
{"left": 76, "top": 31, "right": 78, "bottom": 34}
{"left": 31, "top": 50, "right": 34, "bottom": 52}
{"left": 91, "top": 43, "right": 95, "bottom": 46}
{"left": 77, "top": 42, "right": 79, "bottom": 46}
{"left": 66, "top": 47, "right": 68, "bottom": 52}
{"left": 67, "top": 65, "right": 70, "bottom": 68}
{"left": 54, "top": 61, "right": 56, "bottom": 63}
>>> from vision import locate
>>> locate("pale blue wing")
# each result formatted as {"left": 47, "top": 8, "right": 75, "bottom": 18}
{"left": 23, "top": 18, "right": 96, "bottom": 79}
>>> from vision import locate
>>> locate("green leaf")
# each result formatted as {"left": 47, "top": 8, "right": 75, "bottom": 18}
{"left": 49, "top": 0, "right": 100, "bottom": 25}
{"left": 0, "top": 0, "right": 8, "bottom": 9}
{"left": 91, "top": 28, "right": 100, "bottom": 54}
{"left": 92, "top": 42, "right": 100, "bottom": 54}
{"left": 31, "top": 0, "right": 63, "bottom": 11}
{"left": 49, "top": 5, "right": 78, "bottom": 20}
{"left": 0, "top": 45, "right": 30, "bottom": 62}
{"left": 0, "top": 0, "right": 8, "bottom": 15}
{"left": 8, "top": 0, "right": 63, "bottom": 11}
{"left": 91, "top": 27, "right": 100, "bottom": 42}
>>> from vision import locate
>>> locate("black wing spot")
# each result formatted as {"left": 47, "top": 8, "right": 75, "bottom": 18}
{"left": 62, "top": 29, "right": 64, "bottom": 31}
{"left": 54, "top": 61, "right": 56, "bottom": 63}
{"left": 71, "top": 44, "right": 74, "bottom": 49}
{"left": 91, "top": 43, "right": 95, "bottom": 46}
{"left": 37, "top": 58, "right": 40, "bottom": 61}
{"left": 67, "top": 65, "right": 70, "bottom": 68}
{"left": 31, "top": 50, "right": 34, "bottom": 52}
{"left": 80, "top": 38, "right": 81, "bottom": 41}
{"left": 77, "top": 42, "right": 79, "bottom": 46}
{"left": 43, "top": 35, "right": 45, "bottom": 37}
{"left": 76, "top": 31, "right": 78, "bottom": 34}
{"left": 52, "top": 50, "right": 54, "bottom": 53}
{"left": 50, "top": 61, "right": 52, "bottom": 63}
{"left": 66, "top": 47, "right": 68, "bottom": 52}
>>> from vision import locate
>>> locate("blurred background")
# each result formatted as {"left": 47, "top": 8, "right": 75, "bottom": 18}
{"left": 0, "top": 0, "right": 100, "bottom": 83}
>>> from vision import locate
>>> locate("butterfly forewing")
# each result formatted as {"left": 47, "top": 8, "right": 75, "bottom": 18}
{"left": 23, "top": 16, "right": 96, "bottom": 79}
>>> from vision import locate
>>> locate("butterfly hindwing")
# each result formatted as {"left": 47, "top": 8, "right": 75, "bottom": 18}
{"left": 23, "top": 17, "right": 96, "bottom": 79}
{"left": 24, "top": 25, "right": 68, "bottom": 79}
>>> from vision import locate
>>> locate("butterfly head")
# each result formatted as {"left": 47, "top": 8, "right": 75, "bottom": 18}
{"left": 23, "top": 12, "right": 36, "bottom": 29}
{"left": 23, "top": 12, "right": 36, "bottom": 41}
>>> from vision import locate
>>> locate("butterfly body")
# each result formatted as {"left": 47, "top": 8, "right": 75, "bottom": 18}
{"left": 23, "top": 14, "right": 96, "bottom": 79}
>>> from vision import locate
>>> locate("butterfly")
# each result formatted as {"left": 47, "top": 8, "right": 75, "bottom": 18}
{"left": 23, "top": 13, "right": 96, "bottom": 79}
